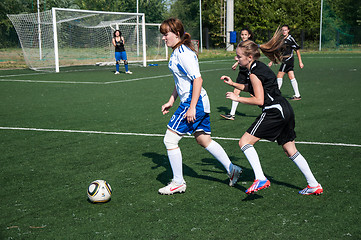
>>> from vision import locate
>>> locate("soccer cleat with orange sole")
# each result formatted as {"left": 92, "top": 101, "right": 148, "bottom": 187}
{"left": 299, "top": 184, "right": 323, "bottom": 195}
{"left": 245, "top": 179, "right": 271, "bottom": 194}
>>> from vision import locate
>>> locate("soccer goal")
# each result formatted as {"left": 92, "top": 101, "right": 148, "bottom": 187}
{"left": 8, "top": 8, "right": 168, "bottom": 72}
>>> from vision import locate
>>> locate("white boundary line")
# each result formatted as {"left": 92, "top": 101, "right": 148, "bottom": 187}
{"left": 0, "top": 67, "right": 230, "bottom": 85}
{"left": 1, "top": 126, "right": 360, "bottom": 148}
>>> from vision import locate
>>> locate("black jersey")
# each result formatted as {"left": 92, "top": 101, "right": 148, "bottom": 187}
{"left": 114, "top": 38, "right": 125, "bottom": 52}
{"left": 236, "top": 66, "right": 249, "bottom": 84}
{"left": 246, "top": 60, "right": 296, "bottom": 144}
{"left": 247, "top": 60, "right": 282, "bottom": 108}
{"left": 282, "top": 35, "right": 300, "bottom": 62}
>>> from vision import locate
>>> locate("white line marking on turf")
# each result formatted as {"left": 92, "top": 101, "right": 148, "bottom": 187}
{"left": 104, "top": 74, "right": 172, "bottom": 84}
{"left": 0, "top": 67, "right": 230, "bottom": 85}
{"left": 0, "top": 79, "right": 104, "bottom": 84}
{"left": 1, "top": 126, "right": 360, "bottom": 148}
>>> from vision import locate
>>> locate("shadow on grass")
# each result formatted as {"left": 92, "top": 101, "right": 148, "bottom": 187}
{"left": 143, "top": 152, "right": 302, "bottom": 200}
{"left": 143, "top": 152, "right": 229, "bottom": 186}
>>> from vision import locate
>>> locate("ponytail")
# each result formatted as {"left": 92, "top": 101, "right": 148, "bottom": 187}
{"left": 237, "top": 27, "right": 287, "bottom": 63}
{"left": 173, "top": 32, "right": 197, "bottom": 54}
{"left": 259, "top": 27, "right": 286, "bottom": 63}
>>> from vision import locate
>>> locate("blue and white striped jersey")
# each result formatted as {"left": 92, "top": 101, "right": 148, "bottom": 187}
{"left": 168, "top": 44, "right": 210, "bottom": 113}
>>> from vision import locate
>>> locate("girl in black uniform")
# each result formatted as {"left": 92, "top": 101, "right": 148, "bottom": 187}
{"left": 221, "top": 28, "right": 253, "bottom": 121}
{"left": 269, "top": 25, "right": 303, "bottom": 100}
{"left": 112, "top": 30, "right": 132, "bottom": 74}
{"left": 220, "top": 29, "right": 323, "bottom": 195}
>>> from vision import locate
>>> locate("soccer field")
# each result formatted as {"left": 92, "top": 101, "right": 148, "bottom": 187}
{"left": 1, "top": 53, "right": 360, "bottom": 239}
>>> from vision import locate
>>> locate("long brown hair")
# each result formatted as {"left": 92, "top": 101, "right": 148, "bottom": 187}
{"left": 237, "top": 27, "right": 286, "bottom": 64}
{"left": 160, "top": 18, "right": 197, "bottom": 55}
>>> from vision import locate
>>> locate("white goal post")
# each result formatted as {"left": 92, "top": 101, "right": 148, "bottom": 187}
{"left": 8, "top": 8, "right": 167, "bottom": 72}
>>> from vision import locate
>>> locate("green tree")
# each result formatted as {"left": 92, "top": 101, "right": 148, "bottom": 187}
{"left": 199, "top": 0, "right": 323, "bottom": 47}
{"left": 165, "top": 0, "right": 200, "bottom": 39}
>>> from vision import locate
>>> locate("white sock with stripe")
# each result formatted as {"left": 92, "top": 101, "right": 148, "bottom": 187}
{"left": 241, "top": 144, "right": 267, "bottom": 180}
{"left": 167, "top": 148, "right": 184, "bottom": 184}
{"left": 290, "top": 78, "right": 301, "bottom": 97}
{"left": 290, "top": 151, "right": 318, "bottom": 187}
{"left": 205, "top": 140, "right": 232, "bottom": 173}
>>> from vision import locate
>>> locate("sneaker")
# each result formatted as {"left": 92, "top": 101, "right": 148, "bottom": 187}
{"left": 114, "top": 71, "right": 120, "bottom": 75}
{"left": 245, "top": 179, "right": 271, "bottom": 194}
{"left": 158, "top": 180, "right": 186, "bottom": 195}
{"left": 228, "top": 165, "right": 242, "bottom": 187}
{"left": 220, "top": 114, "right": 235, "bottom": 120}
{"left": 299, "top": 184, "right": 323, "bottom": 195}
{"left": 290, "top": 96, "right": 301, "bottom": 101}
{"left": 126, "top": 71, "right": 133, "bottom": 74}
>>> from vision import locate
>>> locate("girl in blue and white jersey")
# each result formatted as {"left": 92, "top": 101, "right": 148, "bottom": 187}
{"left": 158, "top": 18, "right": 242, "bottom": 195}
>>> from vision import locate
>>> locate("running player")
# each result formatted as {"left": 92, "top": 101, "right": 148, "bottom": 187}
{"left": 158, "top": 18, "right": 242, "bottom": 195}
{"left": 268, "top": 25, "right": 303, "bottom": 100}
{"left": 221, "top": 28, "right": 253, "bottom": 120}
{"left": 220, "top": 28, "right": 323, "bottom": 195}
{"left": 112, "top": 30, "right": 132, "bottom": 75}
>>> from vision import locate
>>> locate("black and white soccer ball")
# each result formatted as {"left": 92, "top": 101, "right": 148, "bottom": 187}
{"left": 87, "top": 180, "right": 112, "bottom": 203}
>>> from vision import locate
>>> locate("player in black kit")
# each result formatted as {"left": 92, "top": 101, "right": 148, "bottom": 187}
{"left": 269, "top": 25, "right": 303, "bottom": 100}
{"left": 220, "top": 28, "right": 253, "bottom": 121}
{"left": 220, "top": 28, "right": 323, "bottom": 195}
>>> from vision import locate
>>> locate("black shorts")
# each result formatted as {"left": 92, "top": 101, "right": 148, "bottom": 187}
{"left": 247, "top": 98, "right": 296, "bottom": 145}
{"left": 279, "top": 63, "right": 294, "bottom": 73}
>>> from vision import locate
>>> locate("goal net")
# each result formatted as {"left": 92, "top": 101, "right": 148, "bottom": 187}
{"left": 7, "top": 8, "right": 167, "bottom": 72}
{"left": 320, "top": 0, "right": 361, "bottom": 50}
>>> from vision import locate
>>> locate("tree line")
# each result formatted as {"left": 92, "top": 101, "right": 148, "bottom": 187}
{"left": 0, "top": 0, "right": 360, "bottom": 48}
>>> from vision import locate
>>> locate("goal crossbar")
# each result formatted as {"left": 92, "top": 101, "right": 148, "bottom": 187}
{"left": 52, "top": 8, "right": 146, "bottom": 72}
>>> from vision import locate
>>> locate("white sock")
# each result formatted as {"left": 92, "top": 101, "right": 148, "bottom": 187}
{"left": 290, "top": 151, "right": 318, "bottom": 187}
{"left": 230, "top": 100, "right": 239, "bottom": 116}
{"left": 290, "top": 78, "right": 301, "bottom": 97}
{"left": 167, "top": 148, "right": 184, "bottom": 184}
{"left": 241, "top": 144, "right": 266, "bottom": 180}
{"left": 205, "top": 140, "right": 232, "bottom": 173}
{"left": 277, "top": 78, "right": 283, "bottom": 89}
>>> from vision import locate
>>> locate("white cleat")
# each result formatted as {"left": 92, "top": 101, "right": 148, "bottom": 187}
{"left": 126, "top": 71, "right": 133, "bottom": 74}
{"left": 158, "top": 180, "right": 186, "bottom": 195}
{"left": 114, "top": 71, "right": 120, "bottom": 74}
{"left": 228, "top": 165, "right": 242, "bottom": 187}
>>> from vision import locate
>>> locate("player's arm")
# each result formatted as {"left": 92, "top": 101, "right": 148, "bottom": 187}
{"left": 225, "top": 74, "right": 264, "bottom": 106}
{"left": 295, "top": 49, "right": 304, "bottom": 69}
{"left": 231, "top": 61, "right": 239, "bottom": 70}
{"left": 221, "top": 75, "right": 249, "bottom": 92}
{"left": 112, "top": 38, "right": 116, "bottom": 47}
{"left": 121, "top": 36, "right": 125, "bottom": 45}
{"left": 185, "top": 76, "right": 202, "bottom": 123}
{"left": 162, "top": 86, "right": 178, "bottom": 115}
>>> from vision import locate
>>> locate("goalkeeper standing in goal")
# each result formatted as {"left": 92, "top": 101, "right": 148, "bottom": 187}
{"left": 112, "top": 30, "right": 132, "bottom": 74}
{"left": 158, "top": 18, "right": 242, "bottom": 195}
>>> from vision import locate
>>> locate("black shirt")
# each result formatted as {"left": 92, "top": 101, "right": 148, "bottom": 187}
{"left": 114, "top": 38, "right": 125, "bottom": 52}
{"left": 247, "top": 60, "right": 282, "bottom": 108}
{"left": 283, "top": 35, "right": 300, "bottom": 62}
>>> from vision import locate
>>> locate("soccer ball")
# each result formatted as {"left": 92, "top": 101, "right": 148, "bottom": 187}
{"left": 87, "top": 180, "right": 112, "bottom": 203}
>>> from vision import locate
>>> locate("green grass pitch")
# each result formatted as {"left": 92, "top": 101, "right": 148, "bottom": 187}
{"left": 0, "top": 53, "right": 360, "bottom": 239}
